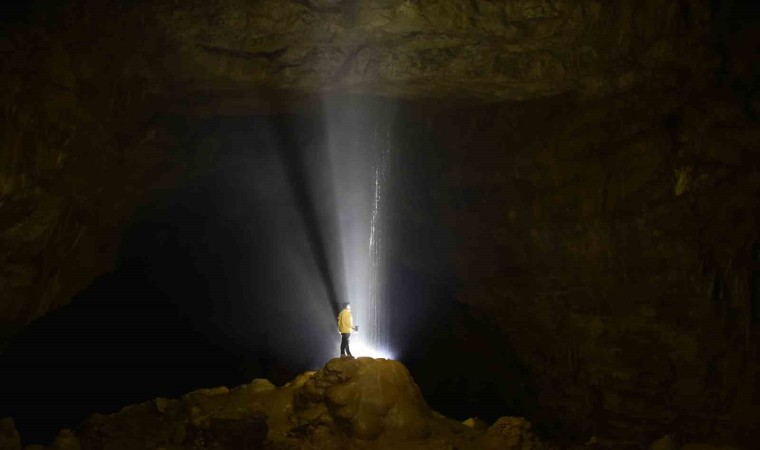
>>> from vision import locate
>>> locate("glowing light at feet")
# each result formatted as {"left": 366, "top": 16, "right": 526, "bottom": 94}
{"left": 349, "top": 336, "right": 394, "bottom": 360}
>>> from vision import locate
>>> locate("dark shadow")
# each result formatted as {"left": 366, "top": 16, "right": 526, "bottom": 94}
{"left": 273, "top": 119, "right": 344, "bottom": 316}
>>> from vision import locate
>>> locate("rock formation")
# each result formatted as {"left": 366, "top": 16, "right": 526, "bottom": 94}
{"left": 293, "top": 357, "right": 432, "bottom": 442}
{"left": 1, "top": 358, "right": 741, "bottom": 449}
{"left": 0, "top": 0, "right": 758, "bottom": 447}
{"left": 0, "top": 418, "right": 21, "bottom": 450}
{"left": 1, "top": 358, "right": 545, "bottom": 450}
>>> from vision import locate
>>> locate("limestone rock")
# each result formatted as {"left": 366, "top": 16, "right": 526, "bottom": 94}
{"left": 21, "top": 359, "right": 486, "bottom": 449}
{"left": 461, "top": 417, "right": 488, "bottom": 431}
{"left": 0, "top": 418, "right": 20, "bottom": 450}
{"left": 0, "top": 358, "right": 538, "bottom": 449}
{"left": 151, "top": 0, "right": 713, "bottom": 103}
{"left": 294, "top": 357, "right": 432, "bottom": 441}
{"left": 249, "top": 378, "right": 276, "bottom": 392}
{"left": 155, "top": 397, "right": 168, "bottom": 413}
{"left": 481, "top": 417, "right": 542, "bottom": 450}
{"left": 285, "top": 371, "right": 316, "bottom": 389}
{"left": 187, "top": 415, "right": 267, "bottom": 449}
{"left": 49, "top": 430, "right": 80, "bottom": 450}
{"left": 680, "top": 444, "right": 740, "bottom": 450}
{"left": 650, "top": 435, "right": 677, "bottom": 450}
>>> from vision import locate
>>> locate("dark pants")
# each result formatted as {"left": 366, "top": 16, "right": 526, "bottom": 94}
{"left": 340, "top": 333, "right": 352, "bottom": 356}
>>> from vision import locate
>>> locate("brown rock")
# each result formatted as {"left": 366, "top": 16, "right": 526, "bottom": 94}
{"left": 481, "top": 417, "right": 542, "bottom": 450}
{"left": 650, "top": 435, "right": 677, "bottom": 450}
{"left": 462, "top": 417, "right": 489, "bottom": 432}
{"left": 49, "top": 430, "right": 80, "bottom": 450}
{"left": 0, "top": 418, "right": 20, "bottom": 450}
{"left": 295, "top": 357, "right": 432, "bottom": 441}
{"left": 680, "top": 444, "right": 740, "bottom": 450}
{"left": 155, "top": 397, "right": 168, "bottom": 413}
{"left": 249, "top": 378, "right": 276, "bottom": 393}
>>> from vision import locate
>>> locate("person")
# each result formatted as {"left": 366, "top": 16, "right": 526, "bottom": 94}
{"left": 337, "top": 302, "right": 358, "bottom": 357}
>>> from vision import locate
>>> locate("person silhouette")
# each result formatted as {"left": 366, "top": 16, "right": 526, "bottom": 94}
{"left": 337, "top": 303, "right": 358, "bottom": 357}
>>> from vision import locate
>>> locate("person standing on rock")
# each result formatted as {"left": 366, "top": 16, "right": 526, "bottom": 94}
{"left": 337, "top": 303, "right": 358, "bottom": 357}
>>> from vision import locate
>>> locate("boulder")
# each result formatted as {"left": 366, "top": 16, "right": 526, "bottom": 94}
{"left": 154, "top": 397, "right": 168, "bottom": 413}
{"left": 462, "top": 417, "right": 489, "bottom": 431}
{"left": 650, "top": 435, "right": 677, "bottom": 450}
{"left": 294, "top": 357, "right": 432, "bottom": 441}
{"left": 49, "top": 430, "right": 80, "bottom": 450}
{"left": 186, "top": 415, "right": 267, "bottom": 449}
{"left": 249, "top": 378, "right": 276, "bottom": 393}
{"left": 481, "top": 417, "right": 543, "bottom": 450}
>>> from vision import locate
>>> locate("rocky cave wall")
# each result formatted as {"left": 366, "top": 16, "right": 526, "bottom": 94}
{"left": 1, "top": 0, "right": 759, "bottom": 446}
{"left": 0, "top": 0, "right": 720, "bottom": 339}
{"left": 384, "top": 87, "right": 760, "bottom": 445}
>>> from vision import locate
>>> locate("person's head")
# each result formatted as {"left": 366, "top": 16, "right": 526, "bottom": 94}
{"left": 343, "top": 302, "right": 351, "bottom": 311}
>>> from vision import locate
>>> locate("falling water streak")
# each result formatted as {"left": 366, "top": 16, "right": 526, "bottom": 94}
{"left": 367, "top": 124, "right": 391, "bottom": 355}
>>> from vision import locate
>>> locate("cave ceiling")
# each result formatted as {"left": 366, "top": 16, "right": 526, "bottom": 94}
{"left": 0, "top": 0, "right": 719, "bottom": 329}
{"left": 79, "top": 0, "right": 715, "bottom": 112}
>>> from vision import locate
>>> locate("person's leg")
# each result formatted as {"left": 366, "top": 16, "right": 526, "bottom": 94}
{"left": 340, "top": 333, "right": 348, "bottom": 356}
{"left": 345, "top": 333, "right": 352, "bottom": 357}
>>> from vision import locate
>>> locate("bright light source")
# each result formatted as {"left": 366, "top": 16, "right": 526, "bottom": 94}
{"left": 349, "top": 337, "right": 394, "bottom": 360}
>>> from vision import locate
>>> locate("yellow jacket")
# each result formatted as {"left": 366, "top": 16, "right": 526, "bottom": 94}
{"left": 337, "top": 308, "right": 353, "bottom": 334}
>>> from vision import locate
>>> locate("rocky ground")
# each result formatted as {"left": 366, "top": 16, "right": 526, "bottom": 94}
{"left": 0, "top": 357, "right": 545, "bottom": 450}
{"left": 0, "top": 357, "right": 745, "bottom": 450}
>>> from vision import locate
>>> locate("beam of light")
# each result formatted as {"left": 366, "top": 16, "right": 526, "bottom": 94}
{"left": 364, "top": 123, "right": 391, "bottom": 355}
{"left": 348, "top": 334, "right": 394, "bottom": 360}
{"left": 321, "top": 97, "right": 394, "bottom": 360}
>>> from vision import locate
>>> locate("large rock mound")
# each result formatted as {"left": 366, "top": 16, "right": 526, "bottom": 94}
{"left": 294, "top": 357, "right": 432, "bottom": 441}
{"left": 5, "top": 356, "right": 745, "bottom": 449}
{"left": 2, "top": 358, "right": 547, "bottom": 450}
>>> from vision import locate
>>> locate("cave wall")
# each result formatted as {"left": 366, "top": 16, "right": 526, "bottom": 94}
{"left": 384, "top": 85, "right": 760, "bottom": 444}
{"left": 0, "top": 0, "right": 721, "bottom": 336}
{"left": 0, "top": 0, "right": 758, "bottom": 446}
{"left": 0, "top": 3, "right": 196, "bottom": 341}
